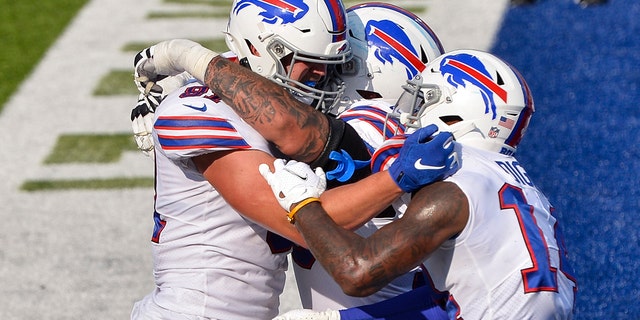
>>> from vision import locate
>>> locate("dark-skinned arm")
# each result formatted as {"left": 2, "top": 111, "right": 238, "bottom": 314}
{"left": 292, "top": 181, "right": 469, "bottom": 296}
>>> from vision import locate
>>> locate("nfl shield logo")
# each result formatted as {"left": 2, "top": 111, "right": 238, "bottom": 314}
{"left": 488, "top": 126, "right": 500, "bottom": 138}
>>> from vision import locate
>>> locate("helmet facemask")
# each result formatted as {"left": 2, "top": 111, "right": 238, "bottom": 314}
{"left": 225, "top": 0, "right": 352, "bottom": 113}
{"left": 386, "top": 74, "right": 444, "bottom": 138}
{"left": 267, "top": 37, "right": 350, "bottom": 112}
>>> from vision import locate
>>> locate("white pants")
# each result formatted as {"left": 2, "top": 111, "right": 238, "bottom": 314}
{"left": 131, "top": 292, "right": 210, "bottom": 320}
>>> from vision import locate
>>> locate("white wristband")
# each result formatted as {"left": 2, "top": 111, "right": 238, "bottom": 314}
{"left": 153, "top": 39, "right": 218, "bottom": 81}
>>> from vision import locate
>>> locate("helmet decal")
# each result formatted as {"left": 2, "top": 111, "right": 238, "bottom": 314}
{"left": 367, "top": 20, "right": 426, "bottom": 79}
{"left": 227, "top": 0, "right": 350, "bottom": 113}
{"left": 440, "top": 53, "right": 508, "bottom": 120}
{"left": 323, "top": 0, "right": 347, "bottom": 41}
{"left": 504, "top": 65, "right": 534, "bottom": 148}
{"left": 330, "top": 2, "right": 444, "bottom": 113}
{"left": 498, "top": 116, "right": 515, "bottom": 129}
{"left": 233, "top": 0, "right": 310, "bottom": 25}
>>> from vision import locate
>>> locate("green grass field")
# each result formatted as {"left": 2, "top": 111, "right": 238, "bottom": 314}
{"left": 0, "top": 0, "right": 89, "bottom": 113}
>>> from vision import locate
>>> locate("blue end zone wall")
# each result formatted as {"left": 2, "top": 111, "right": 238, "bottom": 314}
{"left": 491, "top": 1, "right": 639, "bottom": 318}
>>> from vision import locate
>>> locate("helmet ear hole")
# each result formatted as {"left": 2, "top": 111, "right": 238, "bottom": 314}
{"left": 246, "top": 40, "right": 260, "bottom": 57}
{"left": 356, "top": 89, "right": 383, "bottom": 100}
{"left": 420, "top": 47, "right": 429, "bottom": 63}
{"left": 496, "top": 72, "right": 504, "bottom": 85}
{"left": 440, "top": 115, "right": 463, "bottom": 125}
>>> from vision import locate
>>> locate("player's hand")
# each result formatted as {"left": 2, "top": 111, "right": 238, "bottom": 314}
{"left": 388, "top": 124, "right": 459, "bottom": 193}
{"left": 259, "top": 159, "right": 327, "bottom": 212}
{"left": 273, "top": 308, "right": 341, "bottom": 320}
{"left": 134, "top": 39, "right": 218, "bottom": 93}
{"left": 133, "top": 40, "right": 194, "bottom": 97}
{"left": 134, "top": 46, "right": 167, "bottom": 100}
{"left": 131, "top": 93, "right": 156, "bottom": 159}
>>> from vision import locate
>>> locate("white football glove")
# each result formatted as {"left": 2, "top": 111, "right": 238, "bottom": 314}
{"left": 134, "top": 39, "right": 218, "bottom": 94}
{"left": 130, "top": 73, "right": 194, "bottom": 159}
{"left": 134, "top": 46, "right": 165, "bottom": 100}
{"left": 131, "top": 93, "right": 156, "bottom": 159}
{"left": 273, "top": 309, "right": 341, "bottom": 320}
{"left": 259, "top": 159, "right": 327, "bottom": 212}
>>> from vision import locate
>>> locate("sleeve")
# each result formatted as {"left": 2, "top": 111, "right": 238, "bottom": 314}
{"left": 337, "top": 100, "right": 405, "bottom": 152}
{"left": 369, "top": 134, "right": 407, "bottom": 173}
{"left": 152, "top": 82, "right": 270, "bottom": 161}
{"left": 154, "top": 114, "right": 252, "bottom": 160}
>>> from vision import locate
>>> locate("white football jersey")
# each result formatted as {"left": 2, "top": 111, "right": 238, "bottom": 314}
{"left": 140, "top": 81, "right": 289, "bottom": 320}
{"left": 370, "top": 140, "right": 577, "bottom": 319}
{"left": 291, "top": 100, "right": 421, "bottom": 310}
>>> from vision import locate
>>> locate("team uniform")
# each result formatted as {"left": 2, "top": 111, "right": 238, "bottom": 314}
{"left": 130, "top": 1, "right": 449, "bottom": 315}
{"left": 271, "top": 49, "right": 576, "bottom": 320}
{"left": 287, "top": 2, "right": 450, "bottom": 309}
{"left": 131, "top": 80, "right": 289, "bottom": 320}
{"left": 291, "top": 100, "right": 428, "bottom": 311}
{"left": 366, "top": 138, "right": 578, "bottom": 319}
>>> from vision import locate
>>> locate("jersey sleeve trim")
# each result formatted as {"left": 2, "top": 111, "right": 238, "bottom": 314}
{"left": 155, "top": 115, "right": 251, "bottom": 151}
{"left": 370, "top": 135, "right": 406, "bottom": 172}
{"left": 339, "top": 105, "right": 405, "bottom": 140}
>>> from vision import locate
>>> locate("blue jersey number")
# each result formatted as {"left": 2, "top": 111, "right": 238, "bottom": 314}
{"left": 498, "top": 183, "right": 558, "bottom": 293}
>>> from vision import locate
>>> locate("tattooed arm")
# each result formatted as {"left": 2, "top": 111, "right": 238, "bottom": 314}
{"left": 293, "top": 181, "right": 469, "bottom": 296}
{"left": 205, "top": 56, "right": 329, "bottom": 163}
{"left": 136, "top": 40, "right": 330, "bottom": 163}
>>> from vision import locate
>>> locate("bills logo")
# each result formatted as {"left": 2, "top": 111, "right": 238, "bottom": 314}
{"left": 336, "top": 42, "right": 348, "bottom": 53}
{"left": 233, "top": 0, "right": 309, "bottom": 24}
{"left": 440, "top": 53, "right": 508, "bottom": 120}
{"left": 367, "top": 19, "right": 426, "bottom": 80}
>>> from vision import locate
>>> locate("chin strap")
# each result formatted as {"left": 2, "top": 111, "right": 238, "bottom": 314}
{"left": 450, "top": 121, "right": 478, "bottom": 141}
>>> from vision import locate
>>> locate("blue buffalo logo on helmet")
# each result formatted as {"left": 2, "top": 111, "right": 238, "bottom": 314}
{"left": 440, "top": 53, "right": 508, "bottom": 120}
{"left": 366, "top": 19, "right": 426, "bottom": 80}
{"left": 233, "top": 0, "right": 310, "bottom": 24}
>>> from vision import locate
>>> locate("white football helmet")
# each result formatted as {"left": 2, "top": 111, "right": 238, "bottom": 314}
{"left": 328, "top": 2, "right": 445, "bottom": 114}
{"left": 394, "top": 50, "right": 535, "bottom": 155}
{"left": 225, "top": 0, "right": 351, "bottom": 111}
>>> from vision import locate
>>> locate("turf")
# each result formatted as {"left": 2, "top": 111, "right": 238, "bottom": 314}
{"left": 492, "top": 1, "right": 640, "bottom": 318}
{"left": 121, "top": 38, "right": 229, "bottom": 53}
{"left": 21, "top": 177, "right": 154, "bottom": 191}
{"left": 0, "top": 0, "right": 89, "bottom": 113}
{"left": 44, "top": 134, "right": 139, "bottom": 164}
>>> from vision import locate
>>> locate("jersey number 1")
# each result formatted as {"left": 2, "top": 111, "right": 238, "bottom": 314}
{"left": 499, "top": 183, "right": 559, "bottom": 293}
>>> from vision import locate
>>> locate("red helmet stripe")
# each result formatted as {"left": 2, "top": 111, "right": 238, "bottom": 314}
{"left": 371, "top": 26, "right": 426, "bottom": 73}
{"left": 263, "top": 0, "right": 301, "bottom": 13}
{"left": 324, "top": 0, "right": 347, "bottom": 41}
{"left": 447, "top": 59, "right": 508, "bottom": 102}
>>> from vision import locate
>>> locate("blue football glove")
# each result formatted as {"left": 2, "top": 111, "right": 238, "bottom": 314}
{"left": 388, "top": 124, "right": 459, "bottom": 193}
